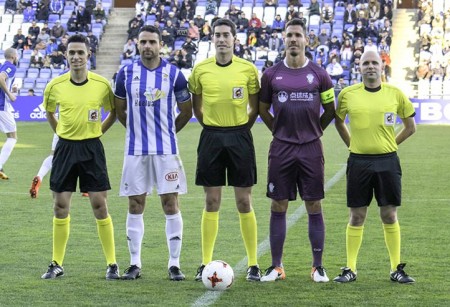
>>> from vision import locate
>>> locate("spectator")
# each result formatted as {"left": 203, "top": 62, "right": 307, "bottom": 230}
{"left": 285, "top": 5, "right": 299, "bottom": 21}
{"left": 318, "top": 27, "right": 330, "bottom": 46}
{"left": 123, "top": 39, "right": 136, "bottom": 60}
{"left": 155, "top": 4, "right": 168, "bottom": 23}
{"left": 128, "top": 14, "right": 144, "bottom": 29}
{"left": 381, "top": 59, "right": 391, "bottom": 82}
{"left": 355, "top": 9, "right": 368, "bottom": 27}
{"left": 378, "top": 38, "right": 390, "bottom": 54}
{"left": 316, "top": 47, "right": 329, "bottom": 66}
{"left": 353, "top": 20, "right": 367, "bottom": 41}
{"left": 226, "top": 4, "right": 241, "bottom": 24}
{"left": 42, "top": 54, "right": 51, "bottom": 69}
{"left": 5, "top": 0, "right": 17, "bottom": 14}
{"left": 237, "top": 12, "right": 249, "bottom": 33}
{"left": 46, "top": 37, "right": 59, "bottom": 54}
{"left": 172, "top": 48, "right": 192, "bottom": 69}
{"left": 328, "top": 35, "right": 341, "bottom": 56}
{"left": 307, "top": 29, "right": 320, "bottom": 52}
{"left": 35, "top": 29, "right": 50, "bottom": 50}
{"left": 350, "top": 57, "right": 362, "bottom": 81}
{"left": 25, "top": 34, "right": 36, "bottom": 50}
{"left": 344, "top": 3, "right": 357, "bottom": 25}
{"left": 93, "top": 2, "right": 107, "bottom": 26}
{"left": 264, "top": 0, "right": 277, "bottom": 7}
{"left": 17, "top": 0, "right": 30, "bottom": 14}
{"left": 234, "top": 38, "right": 245, "bottom": 57}
{"left": 30, "top": 49, "right": 44, "bottom": 68}
{"left": 256, "top": 30, "right": 270, "bottom": 53}
{"left": 200, "top": 20, "right": 212, "bottom": 41}
{"left": 187, "top": 20, "right": 199, "bottom": 41}
{"left": 268, "top": 31, "right": 282, "bottom": 52}
{"left": 321, "top": 3, "right": 334, "bottom": 24}
{"left": 368, "top": 0, "right": 380, "bottom": 20}
{"left": 364, "top": 38, "right": 377, "bottom": 52}
{"left": 161, "top": 29, "right": 175, "bottom": 49}
{"left": 366, "top": 20, "right": 379, "bottom": 42}
{"left": 57, "top": 35, "right": 68, "bottom": 53}
{"left": 205, "top": 0, "right": 217, "bottom": 15}
{"left": 379, "top": 4, "right": 393, "bottom": 23}
{"left": 50, "top": 20, "right": 66, "bottom": 40}
{"left": 193, "top": 14, "right": 205, "bottom": 29}
{"left": 258, "top": 21, "right": 272, "bottom": 36}
{"left": 340, "top": 38, "right": 354, "bottom": 61}
{"left": 128, "top": 21, "right": 140, "bottom": 40}
{"left": 28, "top": 89, "right": 36, "bottom": 96}
{"left": 249, "top": 13, "right": 262, "bottom": 28}
{"left": 378, "top": 29, "right": 392, "bottom": 46}
{"left": 272, "top": 14, "right": 285, "bottom": 33}
{"left": 308, "top": 0, "right": 321, "bottom": 17}
{"left": 87, "top": 30, "right": 99, "bottom": 70}
{"left": 67, "top": 12, "right": 79, "bottom": 32}
{"left": 167, "top": 11, "right": 180, "bottom": 27}
{"left": 49, "top": 0, "right": 63, "bottom": 15}
{"left": 297, "top": 11, "right": 307, "bottom": 25}
{"left": 334, "top": 77, "right": 347, "bottom": 91}
{"left": 85, "top": 0, "right": 96, "bottom": 15}
{"left": 181, "top": 36, "right": 198, "bottom": 55}
{"left": 23, "top": 5, "right": 36, "bottom": 22}
{"left": 353, "top": 36, "right": 365, "bottom": 53}
{"left": 164, "top": 19, "right": 177, "bottom": 37}
{"left": 36, "top": 1, "right": 49, "bottom": 22}
{"left": 49, "top": 50, "right": 65, "bottom": 69}
{"left": 12, "top": 29, "right": 26, "bottom": 50}
{"left": 42, "top": 22, "right": 51, "bottom": 35}
{"left": 315, "top": 57, "right": 325, "bottom": 68}
{"left": 247, "top": 31, "right": 258, "bottom": 50}
{"left": 326, "top": 57, "right": 344, "bottom": 81}
{"left": 76, "top": 5, "right": 92, "bottom": 32}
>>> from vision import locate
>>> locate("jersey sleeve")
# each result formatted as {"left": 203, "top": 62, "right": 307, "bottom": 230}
{"left": 174, "top": 70, "right": 191, "bottom": 103}
{"left": 1, "top": 62, "right": 16, "bottom": 79}
{"left": 114, "top": 66, "right": 126, "bottom": 99}
{"left": 187, "top": 65, "right": 202, "bottom": 95}
{"left": 396, "top": 89, "right": 415, "bottom": 118}
{"left": 247, "top": 63, "right": 260, "bottom": 95}
{"left": 43, "top": 81, "right": 57, "bottom": 112}
{"left": 102, "top": 83, "right": 115, "bottom": 112}
{"left": 336, "top": 90, "right": 348, "bottom": 120}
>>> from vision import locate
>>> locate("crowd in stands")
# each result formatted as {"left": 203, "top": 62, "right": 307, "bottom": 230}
{"left": 1, "top": 0, "right": 111, "bottom": 95}
{"left": 123, "top": 0, "right": 395, "bottom": 91}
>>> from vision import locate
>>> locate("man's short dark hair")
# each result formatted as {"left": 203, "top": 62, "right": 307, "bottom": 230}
{"left": 138, "top": 25, "right": 162, "bottom": 42}
{"left": 67, "top": 34, "right": 90, "bottom": 50}
{"left": 212, "top": 18, "right": 236, "bottom": 36}
{"left": 285, "top": 18, "right": 307, "bottom": 34}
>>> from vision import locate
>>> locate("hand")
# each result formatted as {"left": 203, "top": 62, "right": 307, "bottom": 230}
{"left": 8, "top": 93, "right": 17, "bottom": 102}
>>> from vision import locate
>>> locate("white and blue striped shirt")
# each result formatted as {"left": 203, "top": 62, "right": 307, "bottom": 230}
{"left": 0, "top": 61, "right": 16, "bottom": 112}
{"left": 115, "top": 59, "right": 191, "bottom": 156}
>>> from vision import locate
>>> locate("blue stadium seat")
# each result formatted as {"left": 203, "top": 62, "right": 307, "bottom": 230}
{"left": 15, "top": 67, "right": 27, "bottom": 78}
{"left": 19, "top": 58, "right": 30, "bottom": 68}
{"left": 48, "top": 14, "right": 60, "bottom": 23}
{"left": 22, "top": 49, "right": 33, "bottom": 60}
{"left": 39, "top": 68, "right": 52, "bottom": 79}
{"left": 23, "top": 78, "right": 35, "bottom": 89}
{"left": 35, "top": 78, "right": 49, "bottom": 89}
{"left": 27, "top": 68, "right": 40, "bottom": 78}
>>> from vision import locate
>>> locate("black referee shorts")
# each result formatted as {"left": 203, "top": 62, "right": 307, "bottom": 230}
{"left": 50, "top": 137, "right": 111, "bottom": 193}
{"left": 346, "top": 152, "right": 402, "bottom": 207}
{"left": 196, "top": 124, "right": 257, "bottom": 187}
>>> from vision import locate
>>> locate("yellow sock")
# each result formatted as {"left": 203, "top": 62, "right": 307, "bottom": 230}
{"left": 201, "top": 210, "right": 219, "bottom": 265}
{"left": 346, "top": 224, "right": 364, "bottom": 272}
{"left": 96, "top": 215, "right": 116, "bottom": 265}
{"left": 239, "top": 210, "right": 258, "bottom": 267}
{"left": 383, "top": 221, "right": 401, "bottom": 271}
{"left": 53, "top": 216, "right": 70, "bottom": 265}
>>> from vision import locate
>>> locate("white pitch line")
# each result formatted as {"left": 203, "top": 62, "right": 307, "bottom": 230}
{"left": 191, "top": 166, "right": 347, "bottom": 307}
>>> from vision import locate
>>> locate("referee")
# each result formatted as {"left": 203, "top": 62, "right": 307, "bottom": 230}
{"left": 188, "top": 18, "right": 261, "bottom": 282}
{"left": 41, "top": 34, "right": 119, "bottom": 280}
{"left": 334, "top": 50, "right": 416, "bottom": 284}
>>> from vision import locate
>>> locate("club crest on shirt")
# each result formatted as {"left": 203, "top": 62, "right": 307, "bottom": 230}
{"left": 384, "top": 112, "right": 395, "bottom": 125}
{"left": 88, "top": 110, "right": 99, "bottom": 122}
{"left": 233, "top": 87, "right": 244, "bottom": 99}
{"left": 278, "top": 91, "right": 288, "bottom": 103}
{"left": 306, "top": 73, "right": 314, "bottom": 84}
{"left": 162, "top": 73, "right": 169, "bottom": 81}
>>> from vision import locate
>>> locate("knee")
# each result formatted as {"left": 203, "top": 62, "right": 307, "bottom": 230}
{"left": 161, "top": 194, "right": 179, "bottom": 215}
{"left": 349, "top": 211, "right": 366, "bottom": 226}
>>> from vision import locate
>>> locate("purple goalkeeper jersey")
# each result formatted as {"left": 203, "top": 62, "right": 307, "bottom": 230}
{"left": 260, "top": 59, "right": 334, "bottom": 144}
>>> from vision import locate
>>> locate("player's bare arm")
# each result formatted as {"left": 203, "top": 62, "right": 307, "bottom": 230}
{"left": 46, "top": 111, "right": 58, "bottom": 133}
{"left": 258, "top": 100, "right": 274, "bottom": 131}
{"left": 101, "top": 109, "right": 117, "bottom": 133}
{"left": 176, "top": 99, "right": 193, "bottom": 132}
{"left": 320, "top": 101, "right": 335, "bottom": 130}
{"left": 247, "top": 93, "right": 259, "bottom": 129}
{"left": 192, "top": 93, "right": 204, "bottom": 126}
{"left": 114, "top": 96, "right": 127, "bottom": 127}
{"left": 396, "top": 116, "right": 416, "bottom": 145}
{"left": 334, "top": 114, "right": 351, "bottom": 148}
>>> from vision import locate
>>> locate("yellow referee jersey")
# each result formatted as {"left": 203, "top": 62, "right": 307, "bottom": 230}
{"left": 336, "top": 83, "right": 415, "bottom": 154}
{"left": 188, "top": 56, "right": 260, "bottom": 127}
{"left": 44, "top": 71, "right": 114, "bottom": 140}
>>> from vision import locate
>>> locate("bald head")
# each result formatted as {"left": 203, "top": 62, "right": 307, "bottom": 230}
{"left": 360, "top": 50, "right": 381, "bottom": 64}
{"left": 4, "top": 48, "right": 18, "bottom": 61}
{"left": 360, "top": 50, "right": 383, "bottom": 87}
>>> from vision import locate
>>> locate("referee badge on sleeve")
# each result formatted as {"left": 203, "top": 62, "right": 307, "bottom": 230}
{"left": 233, "top": 87, "right": 244, "bottom": 99}
{"left": 384, "top": 112, "right": 395, "bottom": 126}
{"left": 88, "top": 110, "right": 99, "bottom": 122}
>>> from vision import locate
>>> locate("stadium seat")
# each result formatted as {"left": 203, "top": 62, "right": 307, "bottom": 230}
{"left": 15, "top": 67, "right": 27, "bottom": 78}
{"left": 39, "top": 69, "right": 52, "bottom": 79}
{"left": 19, "top": 58, "right": 31, "bottom": 68}
{"left": 23, "top": 78, "right": 35, "bottom": 89}
{"left": 35, "top": 78, "right": 49, "bottom": 90}
{"left": 13, "top": 14, "right": 24, "bottom": 24}
{"left": 27, "top": 68, "right": 40, "bottom": 78}
{"left": 48, "top": 14, "right": 60, "bottom": 23}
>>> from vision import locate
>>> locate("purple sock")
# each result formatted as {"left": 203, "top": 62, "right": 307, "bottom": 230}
{"left": 308, "top": 212, "right": 325, "bottom": 267}
{"left": 270, "top": 210, "right": 286, "bottom": 267}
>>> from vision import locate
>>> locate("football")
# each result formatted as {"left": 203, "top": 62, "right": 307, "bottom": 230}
{"left": 202, "top": 260, "right": 234, "bottom": 291}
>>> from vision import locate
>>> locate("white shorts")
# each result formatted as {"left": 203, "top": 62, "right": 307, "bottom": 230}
{"left": 119, "top": 154, "right": 187, "bottom": 197}
{"left": 51, "top": 133, "right": 59, "bottom": 151}
{"left": 0, "top": 110, "right": 16, "bottom": 133}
